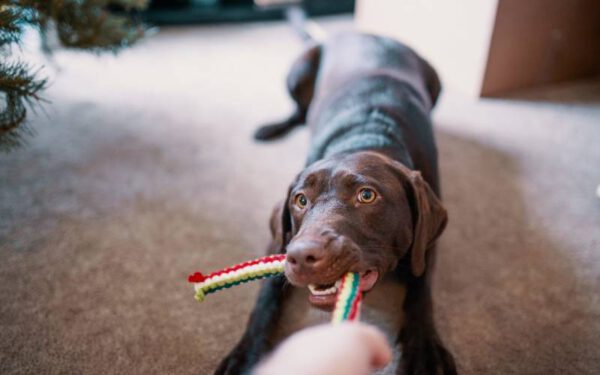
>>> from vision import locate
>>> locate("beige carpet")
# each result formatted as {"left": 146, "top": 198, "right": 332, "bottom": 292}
{"left": 1, "top": 18, "right": 599, "bottom": 374}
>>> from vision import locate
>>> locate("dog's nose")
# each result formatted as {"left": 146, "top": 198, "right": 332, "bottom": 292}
{"left": 286, "top": 240, "right": 325, "bottom": 271}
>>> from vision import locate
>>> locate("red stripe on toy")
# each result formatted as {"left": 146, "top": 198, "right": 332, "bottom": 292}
{"left": 195, "top": 254, "right": 287, "bottom": 281}
{"left": 347, "top": 291, "right": 362, "bottom": 321}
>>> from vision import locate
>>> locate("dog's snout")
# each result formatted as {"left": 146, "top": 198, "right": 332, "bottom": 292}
{"left": 286, "top": 240, "right": 324, "bottom": 269}
{"left": 285, "top": 228, "right": 344, "bottom": 279}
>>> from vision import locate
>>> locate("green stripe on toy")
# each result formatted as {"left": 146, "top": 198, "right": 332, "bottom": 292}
{"left": 187, "top": 255, "right": 363, "bottom": 323}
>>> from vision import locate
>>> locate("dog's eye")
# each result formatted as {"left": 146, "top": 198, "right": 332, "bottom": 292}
{"left": 357, "top": 188, "right": 377, "bottom": 204}
{"left": 294, "top": 193, "right": 308, "bottom": 208}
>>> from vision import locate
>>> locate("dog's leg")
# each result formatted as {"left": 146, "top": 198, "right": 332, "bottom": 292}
{"left": 254, "top": 44, "right": 321, "bottom": 141}
{"left": 397, "top": 252, "right": 457, "bottom": 375}
{"left": 215, "top": 274, "right": 289, "bottom": 375}
{"left": 217, "top": 201, "right": 291, "bottom": 375}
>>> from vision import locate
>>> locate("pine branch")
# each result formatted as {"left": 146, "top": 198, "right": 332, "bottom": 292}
{"left": 43, "top": 0, "right": 148, "bottom": 52}
{"left": 0, "top": 0, "right": 149, "bottom": 151}
{"left": 0, "top": 2, "right": 36, "bottom": 47}
{"left": 0, "top": 61, "right": 47, "bottom": 151}
{"left": 0, "top": 7, "right": 23, "bottom": 46}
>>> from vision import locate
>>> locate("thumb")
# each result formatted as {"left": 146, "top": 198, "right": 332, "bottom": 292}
{"left": 357, "top": 325, "right": 393, "bottom": 370}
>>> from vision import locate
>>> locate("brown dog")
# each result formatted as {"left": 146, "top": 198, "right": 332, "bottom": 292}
{"left": 217, "top": 32, "right": 456, "bottom": 375}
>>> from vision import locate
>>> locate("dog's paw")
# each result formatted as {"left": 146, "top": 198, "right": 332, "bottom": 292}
{"left": 215, "top": 346, "right": 262, "bottom": 375}
{"left": 401, "top": 337, "right": 457, "bottom": 375}
{"left": 215, "top": 350, "right": 247, "bottom": 375}
{"left": 214, "top": 353, "right": 242, "bottom": 375}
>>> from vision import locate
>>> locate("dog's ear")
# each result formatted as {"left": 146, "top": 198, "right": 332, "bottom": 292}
{"left": 404, "top": 170, "right": 448, "bottom": 277}
{"left": 268, "top": 188, "right": 293, "bottom": 254}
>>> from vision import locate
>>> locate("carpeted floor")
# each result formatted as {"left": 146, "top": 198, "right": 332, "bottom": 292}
{"left": 1, "top": 18, "right": 599, "bottom": 374}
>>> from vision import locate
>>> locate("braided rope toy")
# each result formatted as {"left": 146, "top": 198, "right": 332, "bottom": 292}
{"left": 188, "top": 254, "right": 362, "bottom": 323}
{"left": 330, "top": 272, "right": 362, "bottom": 323}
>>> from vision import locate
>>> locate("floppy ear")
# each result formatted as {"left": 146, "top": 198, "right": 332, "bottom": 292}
{"left": 404, "top": 170, "right": 448, "bottom": 277}
{"left": 267, "top": 188, "right": 293, "bottom": 254}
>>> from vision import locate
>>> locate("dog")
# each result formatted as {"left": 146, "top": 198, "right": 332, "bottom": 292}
{"left": 216, "top": 31, "right": 456, "bottom": 375}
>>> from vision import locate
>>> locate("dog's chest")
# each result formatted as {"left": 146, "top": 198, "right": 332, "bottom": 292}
{"left": 271, "top": 277, "right": 406, "bottom": 374}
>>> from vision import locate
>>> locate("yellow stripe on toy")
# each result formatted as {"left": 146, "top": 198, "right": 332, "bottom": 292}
{"left": 188, "top": 255, "right": 363, "bottom": 323}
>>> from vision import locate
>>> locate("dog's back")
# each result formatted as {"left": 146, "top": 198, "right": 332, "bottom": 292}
{"left": 305, "top": 33, "right": 442, "bottom": 192}
{"left": 312, "top": 33, "right": 439, "bottom": 109}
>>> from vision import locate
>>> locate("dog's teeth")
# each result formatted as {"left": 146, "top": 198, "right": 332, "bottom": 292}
{"left": 308, "top": 283, "right": 338, "bottom": 296}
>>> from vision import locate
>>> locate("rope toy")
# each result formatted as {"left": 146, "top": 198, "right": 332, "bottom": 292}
{"left": 187, "top": 254, "right": 286, "bottom": 302}
{"left": 188, "top": 254, "right": 362, "bottom": 323}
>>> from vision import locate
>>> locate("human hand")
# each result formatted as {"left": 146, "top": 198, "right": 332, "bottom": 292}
{"left": 254, "top": 323, "right": 392, "bottom": 375}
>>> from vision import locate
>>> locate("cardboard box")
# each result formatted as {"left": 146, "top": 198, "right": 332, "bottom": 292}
{"left": 356, "top": 0, "right": 600, "bottom": 97}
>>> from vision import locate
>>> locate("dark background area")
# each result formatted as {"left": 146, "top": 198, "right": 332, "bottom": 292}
{"left": 143, "top": 0, "right": 355, "bottom": 24}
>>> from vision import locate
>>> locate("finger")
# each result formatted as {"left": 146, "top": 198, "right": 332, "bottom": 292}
{"left": 356, "top": 325, "right": 393, "bottom": 369}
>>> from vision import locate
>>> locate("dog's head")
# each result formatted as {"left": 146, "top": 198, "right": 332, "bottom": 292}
{"left": 270, "top": 151, "right": 447, "bottom": 308}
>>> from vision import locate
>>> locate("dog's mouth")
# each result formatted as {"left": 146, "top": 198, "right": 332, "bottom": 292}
{"left": 307, "top": 269, "right": 379, "bottom": 309}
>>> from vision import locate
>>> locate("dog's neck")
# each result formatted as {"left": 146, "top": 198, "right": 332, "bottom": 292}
{"left": 270, "top": 274, "right": 406, "bottom": 374}
{"left": 305, "top": 107, "right": 414, "bottom": 168}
